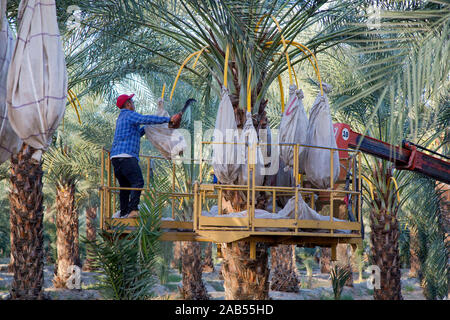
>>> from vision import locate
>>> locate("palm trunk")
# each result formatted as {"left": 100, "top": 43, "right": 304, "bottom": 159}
{"left": 319, "top": 202, "right": 353, "bottom": 286}
{"left": 219, "top": 95, "right": 271, "bottom": 300}
{"left": 220, "top": 197, "right": 271, "bottom": 300}
{"left": 83, "top": 206, "right": 97, "bottom": 271}
{"left": 9, "top": 143, "right": 45, "bottom": 299}
{"left": 221, "top": 241, "right": 270, "bottom": 300}
{"left": 270, "top": 245, "right": 299, "bottom": 292}
{"left": 336, "top": 202, "right": 353, "bottom": 286}
{"left": 203, "top": 242, "right": 215, "bottom": 273}
{"left": 171, "top": 241, "right": 182, "bottom": 271}
{"left": 53, "top": 183, "right": 79, "bottom": 288}
{"left": 370, "top": 206, "right": 402, "bottom": 300}
{"left": 336, "top": 244, "right": 354, "bottom": 287}
{"left": 320, "top": 248, "right": 331, "bottom": 273}
{"left": 408, "top": 227, "right": 421, "bottom": 278}
{"left": 436, "top": 182, "right": 450, "bottom": 297}
{"left": 436, "top": 181, "right": 449, "bottom": 257}
{"left": 180, "top": 241, "right": 209, "bottom": 300}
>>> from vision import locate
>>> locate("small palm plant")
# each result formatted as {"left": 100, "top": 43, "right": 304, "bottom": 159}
{"left": 83, "top": 178, "right": 168, "bottom": 300}
{"left": 330, "top": 263, "right": 351, "bottom": 300}
{"left": 155, "top": 241, "right": 173, "bottom": 285}
{"left": 156, "top": 160, "right": 211, "bottom": 300}
{"left": 300, "top": 251, "right": 316, "bottom": 289}
{"left": 354, "top": 247, "right": 366, "bottom": 283}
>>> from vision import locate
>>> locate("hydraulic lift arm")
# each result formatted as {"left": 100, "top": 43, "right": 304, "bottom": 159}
{"left": 334, "top": 123, "right": 450, "bottom": 184}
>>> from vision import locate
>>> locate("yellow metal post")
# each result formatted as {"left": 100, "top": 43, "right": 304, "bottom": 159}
{"left": 247, "top": 145, "right": 251, "bottom": 231}
{"left": 330, "top": 149, "right": 334, "bottom": 235}
{"left": 100, "top": 149, "right": 104, "bottom": 229}
{"left": 358, "top": 152, "right": 362, "bottom": 224}
{"left": 107, "top": 153, "right": 112, "bottom": 219}
{"left": 217, "top": 244, "right": 223, "bottom": 258}
{"left": 251, "top": 145, "right": 256, "bottom": 233}
{"left": 101, "top": 149, "right": 104, "bottom": 187}
{"left": 293, "top": 144, "right": 299, "bottom": 233}
{"left": 99, "top": 189, "right": 103, "bottom": 230}
{"left": 352, "top": 154, "right": 357, "bottom": 223}
{"left": 172, "top": 162, "right": 176, "bottom": 219}
{"left": 218, "top": 188, "right": 222, "bottom": 216}
{"left": 147, "top": 157, "right": 151, "bottom": 190}
{"left": 112, "top": 167, "right": 116, "bottom": 215}
{"left": 250, "top": 241, "right": 256, "bottom": 260}
{"left": 331, "top": 245, "right": 337, "bottom": 261}
{"left": 272, "top": 190, "right": 276, "bottom": 213}
{"left": 199, "top": 143, "right": 203, "bottom": 183}
{"left": 193, "top": 182, "right": 198, "bottom": 230}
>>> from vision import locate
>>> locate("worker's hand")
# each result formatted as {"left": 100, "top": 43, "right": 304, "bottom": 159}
{"left": 169, "top": 112, "right": 182, "bottom": 129}
{"left": 157, "top": 97, "right": 164, "bottom": 109}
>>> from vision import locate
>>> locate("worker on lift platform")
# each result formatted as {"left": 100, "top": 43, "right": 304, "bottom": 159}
{"left": 110, "top": 93, "right": 182, "bottom": 218}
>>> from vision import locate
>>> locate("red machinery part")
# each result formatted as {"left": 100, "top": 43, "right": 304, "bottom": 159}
{"left": 333, "top": 123, "right": 450, "bottom": 184}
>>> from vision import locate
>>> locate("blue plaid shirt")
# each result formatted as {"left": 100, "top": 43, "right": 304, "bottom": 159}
{"left": 110, "top": 109, "right": 170, "bottom": 160}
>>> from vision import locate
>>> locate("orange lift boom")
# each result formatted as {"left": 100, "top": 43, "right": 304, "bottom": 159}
{"left": 334, "top": 123, "right": 450, "bottom": 184}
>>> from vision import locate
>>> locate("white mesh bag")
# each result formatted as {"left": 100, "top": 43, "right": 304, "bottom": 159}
{"left": 238, "top": 112, "right": 265, "bottom": 186}
{"left": 278, "top": 85, "right": 308, "bottom": 174}
{"left": 211, "top": 87, "right": 240, "bottom": 184}
{"left": 0, "top": 15, "right": 22, "bottom": 164}
{"left": 304, "top": 83, "right": 340, "bottom": 188}
{"left": 144, "top": 98, "right": 187, "bottom": 159}
{"left": 7, "top": 0, "right": 67, "bottom": 161}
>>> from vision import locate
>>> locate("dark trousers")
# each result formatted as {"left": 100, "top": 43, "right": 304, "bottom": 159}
{"left": 111, "top": 157, "right": 144, "bottom": 217}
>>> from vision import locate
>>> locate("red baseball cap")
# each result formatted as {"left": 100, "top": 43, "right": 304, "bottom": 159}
{"left": 116, "top": 94, "right": 135, "bottom": 108}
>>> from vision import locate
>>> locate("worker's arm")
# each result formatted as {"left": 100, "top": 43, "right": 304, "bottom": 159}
{"left": 139, "top": 126, "right": 146, "bottom": 137}
{"left": 127, "top": 111, "right": 170, "bottom": 126}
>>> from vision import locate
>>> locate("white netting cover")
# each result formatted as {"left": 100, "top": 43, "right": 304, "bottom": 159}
{"left": 278, "top": 85, "right": 309, "bottom": 174}
{"left": 212, "top": 86, "right": 240, "bottom": 184}
{"left": 201, "top": 195, "right": 349, "bottom": 234}
{"left": 0, "top": 1, "right": 6, "bottom": 32}
{"left": 238, "top": 111, "right": 265, "bottom": 186}
{"left": 6, "top": 0, "right": 67, "bottom": 162}
{"left": 259, "top": 124, "right": 273, "bottom": 163}
{"left": 304, "top": 83, "right": 340, "bottom": 189}
{"left": 144, "top": 98, "right": 187, "bottom": 160}
{"left": 0, "top": 15, "right": 22, "bottom": 164}
{"left": 275, "top": 158, "right": 295, "bottom": 207}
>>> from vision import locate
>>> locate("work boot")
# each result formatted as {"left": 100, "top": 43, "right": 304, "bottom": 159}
{"left": 112, "top": 211, "right": 122, "bottom": 219}
{"left": 127, "top": 210, "right": 139, "bottom": 218}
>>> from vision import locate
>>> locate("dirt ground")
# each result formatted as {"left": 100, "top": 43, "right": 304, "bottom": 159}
{"left": 0, "top": 258, "right": 433, "bottom": 300}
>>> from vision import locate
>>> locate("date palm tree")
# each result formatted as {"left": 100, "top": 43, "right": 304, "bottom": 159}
{"left": 44, "top": 139, "right": 97, "bottom": 288}
{"left": 203, "top": 242, "right": 215, "bottom": 273}
{"left": 408, "top": 226, "right": 421, "bottom": 278}
{"left": 402, "top": 174, "right": 448, "bottom": 300}
{"left": 270, "top": 245, "right": 300, "bottom": 292}
{"left": 321, "top": 1, "right": 449, "bottom": 299}
{"left": 158, "top": 161, "right": 211, "bottom": 300}
{"left": 368, "top": 162, "right": 404, "bottom": 299}
{"left": 9, "top": 143, "right": 45, "bottom": 299}
{"left": 82, "top": 206, "right": 98, "bottom": 271}
{"left": 171, "top": 241, "right": 182, "bottom": 271}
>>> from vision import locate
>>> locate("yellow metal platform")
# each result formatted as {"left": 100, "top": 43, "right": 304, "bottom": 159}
{"left": 99, "top": 142, "right": 364, "bottom": 258}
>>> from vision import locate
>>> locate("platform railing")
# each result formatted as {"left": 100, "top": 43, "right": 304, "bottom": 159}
{"left": 99, "top": 148, "right": 197, "bottom": 231}
{"left": 100, "top": 142, "right": 362, "bottom": 238}
{"left": 195, "top": 141, "right": 362, "bottom": 236}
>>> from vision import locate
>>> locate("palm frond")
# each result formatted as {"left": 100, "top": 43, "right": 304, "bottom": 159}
{"left": 83, "top": 177, "right": 168, "bottom": 300}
